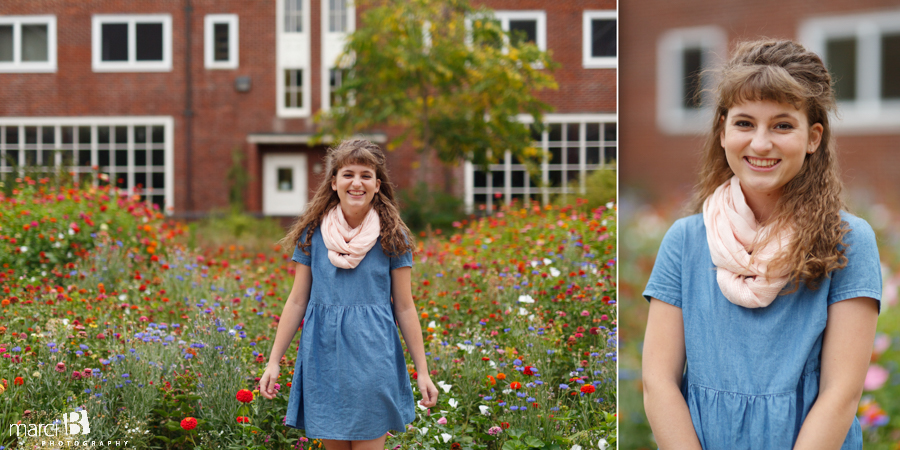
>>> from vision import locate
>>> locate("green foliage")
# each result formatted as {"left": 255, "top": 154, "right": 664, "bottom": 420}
{"left": 226, "top": 148, "right": 251, "bottom": 213}
{"left": 188, "top": 211, "right": 286, "bottom": 252}
{"left": 398, "top": 182, "right": 467, "bottom": 232}
{"left": 316, "top": 0, "right": 558, "bottom": 179}
{"left": 553, "top": 168, "right": 617, "bottom": 211}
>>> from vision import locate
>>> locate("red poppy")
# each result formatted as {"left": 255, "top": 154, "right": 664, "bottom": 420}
{"left": 580, "top": 385, "right": 596, "bottom": 394}
{"left": 236, "top": 389, "right": 254, "bottom": 403}
{"left": 180, "top": 417, "right": 197, "bottom": 430}
{"left": 14, "top": 377, "right": 23, "bottom": 386}
{"left": 510, "top": 381, "right": 522, "bottom": 390}
{"left": 523, "top": 366, "right": 534, "bottom": 376}
{"left": 236, "top": 416, "right": 250, "bottom": 424}
{"left": 500, "top": 422, "right": 510, "bottom": 429}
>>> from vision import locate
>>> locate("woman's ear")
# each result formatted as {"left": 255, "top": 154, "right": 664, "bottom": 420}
{"left": 719, "top": 115, "right": 727, "bottom": 146}
{"left": 807, "top": 123, "right": 824, "bottom": 154}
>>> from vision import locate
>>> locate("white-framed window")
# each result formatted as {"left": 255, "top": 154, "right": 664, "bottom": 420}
{"left": 656, "top": 26, "right": 726, "bottom": 135}
{"left": 328, "top": 0, "right": 349, "bottom": 33}
{"left": 92, "top": 14, "right": 172, "bottom": 72}
{"left": 277, "top": 0, "right": 312, "bottom": 117}
{"left": 328, "top": 68, "right": 349, "bottom": 108}
{"left": 800, "top": 9, "right": 900, "bottom": 131}
{"left": 0, "top": 117, "right": 175, "bottom": 213}
{"left": 494, "top": 11, "right": 546, "bottom": 51}
{"left": 321, "top": 0, "right": 355, "bottom": 111}
{"left": 0, "top": 15, "right": 57, "bottom": 73}
{"left": 204, "top": 14, "right": 238, "bottom": 69}
{"left": 583, "top": 11, "right": 616, "bottom": 69}
{"left": 464, "top": 114, "right": 616, "bottom": 213}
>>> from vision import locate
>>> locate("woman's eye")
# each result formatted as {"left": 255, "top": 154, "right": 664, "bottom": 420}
{"left": 734, "top": 121, "right": 752, "bottom": 128}
{"left": 775, "top": 123, "right": 795, "bottom": 130}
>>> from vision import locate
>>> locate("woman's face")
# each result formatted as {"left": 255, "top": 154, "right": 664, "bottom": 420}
{"left": 331, "top": 163, "right": 381, "bottom": 212}
{"left": 720, "top": 99, "right": 823, "bottom": 211}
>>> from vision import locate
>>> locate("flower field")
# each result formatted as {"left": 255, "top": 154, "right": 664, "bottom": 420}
{"left": 0, "top": 178, "right": 616, "bottom": 450}
{"left": 618, "top": 195, "right": 900, "bottom": 450}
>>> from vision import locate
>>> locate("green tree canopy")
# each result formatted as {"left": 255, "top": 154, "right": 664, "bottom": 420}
{"left": 316, "top": 0, "right": 558, "bottom": 183}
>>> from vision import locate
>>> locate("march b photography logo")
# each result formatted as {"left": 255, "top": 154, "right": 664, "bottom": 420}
{"left": 8, "top": 408, "right": 129, "bottom": 447}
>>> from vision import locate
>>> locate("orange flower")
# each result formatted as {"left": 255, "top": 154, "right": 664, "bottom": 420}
{"left": 496, "top": 373, "right": 506, "bottom": 380}
{"left": 510, "top": 381, "right": 522, "bottom": 390}
{"left": 580, "top": 385, "right": 596, "bottom": 394}
{"left": 485, "top": 375, "right": 496, "bottom": 386}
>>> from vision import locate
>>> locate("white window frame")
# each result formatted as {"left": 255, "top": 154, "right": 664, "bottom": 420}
{"left": 463, "top": 113, "right": 616, "bottom": 213}
{"left": 204, "top": 14, "right": 239, "bottom": 69}
{"left": 583, "top": 10, "right": 617, "bottom": 69}
{"left": 494, "top": 10, "right": 547, "bottom": 51}
{"left": 0, "top": 116, "right": 175, "bottom": 214}
{"left": 0, "top": 15, "right": 57, "bottom": 73}
{"left": 800, "top": 9, "right": 900, "bottom": 133}
{"left": 277, "top": 0, "right": 312, "bottom": 117}
{"left": 92, "top": 14, "right": 172, "bottom": 72}
{"left": 321, "top": 0, "right": 355, "bottom": 112}
{"left": 656, "top": 26, "right": 726, "bottom": 135}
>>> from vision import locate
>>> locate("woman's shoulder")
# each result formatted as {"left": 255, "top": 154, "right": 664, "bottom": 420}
{"left": 838, "top": 211, "right": 877, "bottom": 248}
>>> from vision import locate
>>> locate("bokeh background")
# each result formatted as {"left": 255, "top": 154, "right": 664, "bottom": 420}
{"left": 618, "top": 1, "right": 900, "bottom": 449}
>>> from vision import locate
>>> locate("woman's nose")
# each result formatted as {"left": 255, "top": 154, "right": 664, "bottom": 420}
{"left": 750, "top": 129, "right": 773, "bottom": 153}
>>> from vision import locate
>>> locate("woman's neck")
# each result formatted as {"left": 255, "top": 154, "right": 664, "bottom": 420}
{"left": 341, "top": 204, "right": 372, "bottom": 229}
{"left": 742, "top": 188, "right": 780, "bottom": 224}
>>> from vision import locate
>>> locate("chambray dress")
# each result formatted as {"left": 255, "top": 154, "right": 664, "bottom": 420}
{"left": 285, "top": 227, "right": 415, "bottom": 440}
{"left": 643, "top": 212, "right": 881, "bottom": 449}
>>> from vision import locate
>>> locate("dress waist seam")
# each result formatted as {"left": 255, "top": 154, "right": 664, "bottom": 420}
{"left": 687, "top": 382, "right": 803, "bottom": 398}
{"left": 307, "top": 301, "right": 390, "bottom": 308}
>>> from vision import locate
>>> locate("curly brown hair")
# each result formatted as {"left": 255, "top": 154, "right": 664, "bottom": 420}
{"left": 689, "top": 39, "right": 848, "bottom": 291}
{"left": 277, "top": 139, "right": 415, "bottom": 258}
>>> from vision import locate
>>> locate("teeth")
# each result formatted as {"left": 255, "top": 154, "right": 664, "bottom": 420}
{"left": 747, "top": 157, "right": 778, "bottom": 168}
{"left": 349, "top": 191, "right": 365, "bottom": 195}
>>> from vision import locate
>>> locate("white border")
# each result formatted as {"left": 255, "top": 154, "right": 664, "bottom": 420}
{"left": 655, "top": 26, "right": 726, "bottom": 135}
{"left": 92, "top": 14, "right": 173, "bottom": 72}
{"left": 204, "top": 14, "right": 239, "bottom": 70}
{"left": 0, "top": 15, "right": 57, "bottom": 73}
{"left": 276, "top": 0, "right": 312, "bottom": 117}
{"left": 494, "top": 10, "right": 547, "bottom": 51}
{"left": 583, "top": 10, "right": 617, "bottom": 69}
{"left": 799, "top": 9, "right": 900, "bottom": 133}
{"left": 0, "top": 116, "right": 175, "bottom": 214}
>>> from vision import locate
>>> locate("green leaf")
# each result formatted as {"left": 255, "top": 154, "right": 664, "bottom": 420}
{"left": 154, "top": 435, "right": 171, "bottom": 443}
{"left": 502, "top": 440, "right": 525, "bottom": 450}
{"left": 523, "top": 436, "right": 545, "bottom": 448}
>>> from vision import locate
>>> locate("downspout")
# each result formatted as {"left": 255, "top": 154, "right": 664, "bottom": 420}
{"left": 183, "top": 0, "right": 194, "bottom": 212}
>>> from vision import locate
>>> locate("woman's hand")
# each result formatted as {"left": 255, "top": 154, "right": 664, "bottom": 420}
{"left": 259, "top": 363, "right": 280, "bottom": 400}
{"left": 416, "top": 373, "right": 439, "bottom": 408}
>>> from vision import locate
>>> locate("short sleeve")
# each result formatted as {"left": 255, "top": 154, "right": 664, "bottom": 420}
{"left": 827, "top": 215, "right": 882, "bottom": 312}
{"left": 643, "top": 219, "right": 686, "bottom": 308}
{"left": 291, "top": 228, "right": 312, "bottom": 266}
{"left": 390, "top": 249, "right": 413, "bottom": 270}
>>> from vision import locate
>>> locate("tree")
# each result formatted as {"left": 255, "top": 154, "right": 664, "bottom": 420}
{"left": 315, "top": 0, "right": 558, "bottom": 186}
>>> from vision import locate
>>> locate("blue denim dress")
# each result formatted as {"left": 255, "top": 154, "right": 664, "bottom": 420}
{"left": 285, "top": 227, "right": 415, "bottom": 440}
{"left": 643, "top": 212, "right": 881, "bottom": 449}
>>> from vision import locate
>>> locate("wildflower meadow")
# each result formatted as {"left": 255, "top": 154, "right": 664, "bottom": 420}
{"left": 618, "top": 194, "right": 900, "bottom": 450}
{"left": 0, "top": 177, "right": 616, "bottom": 450}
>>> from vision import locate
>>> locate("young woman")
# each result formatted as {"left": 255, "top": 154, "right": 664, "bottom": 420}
{"left": 259, "top": 139, "right": 438, "bottom": 450}
{"left": 642, "top": 40, "right": 881, "bottom": 449}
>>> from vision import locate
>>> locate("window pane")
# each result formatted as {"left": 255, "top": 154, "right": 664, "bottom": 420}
{"left": 136, "top": 23, "right": 163, "bottom": 61}
{"left": 0, "top": 25, "right": 12, "bottom": 62}
{"left": 134, "top": 126, "right": 147, "bottom": 144}
{"left": 102, "top": 23, "right": 129, "bottom": 61}
{"left": 548, "top": 123, "right": 562, "bottom": 142}
{"left": 152, "top": 126, "right": 164, "bottom": 143}
{"left": 214, "top": 23, "right": 230, "bottom": 61}
{"left": 881, "top": 33, "right": 900, "bottom": 100}
{"left": 41, "top": 150, "right": 55, "bottom": 166}
{"left": 586, "top": 123, "right": 600, "bottom": 141}
{"left": 98, "top": 150, "right": 109, "bottom": 166}
{"left": 604, "top": 123, "right": 617, "bottom": 142}
{"left": 78, "top": 150, "right": 91, "bottom": 166}
{"left": 6, "top": 127, "right": 19, "bottom": 144}
{"left": 97, "top": 126, "right": 110, "bottom": 144}
{"left": 682, "top": 48, "right": 703, "bottom": 109}
{"left": 278, "top": 167, "right": 293, "bottom": 191}
{"left": 115, "top": 126, "right": 127, "bottom": 144}
{"left": 549, "top": 147, "right": 562, "bottom": 164}
{"left": 79, "top": 126, "right": 92, "bottom": 144}
{"left": 152, "top": 172, "right": 165, "bottom": 189}
{"left": 115, "top": 150, "right": 128, "bottom": 167}
{"left": 135, "top": 172, "right": 147, "bottom": 190}
{"left": 826, "top": 37, "right": 856, "bottom": 101}
{"left": 508, "top": 20, "right": 537, "bottom": 47}
{"left": 42, "top": 126, "right": 55, "bottom": 144}
{"left": 591, "top": 19, "right": 616, "bottom": 57}
{"left": 511, "top": 171, "right": 525, "bottom": 188}
{"left": 152, "top": 149, "right": 164, "bottom": 166}
{"left": 330, "top": 0, "right": 346, "bottom": 33}
{"left": 285, "top": 0, "right": 303, "bottom": 33}
{"left": 21, "top": 24, "right": 49, "bottom": 62}
{"left": 135, "top": 149, "right": 147, "bottom": 166}
{"left": 491, "top": 170, "right": 504, "bottom": 188}
{"left": 473, "top": 170, "right": 487, "bottom": 188}
{"left": 25, "top": 126, "right": 38, "bottom": 144}
{"left": 62, "top": 126, "right": 74, "bottom": 144}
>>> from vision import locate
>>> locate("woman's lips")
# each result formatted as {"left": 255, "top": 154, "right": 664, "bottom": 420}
{"left": 744, "top": 156, "right": 780, "bottom": 171}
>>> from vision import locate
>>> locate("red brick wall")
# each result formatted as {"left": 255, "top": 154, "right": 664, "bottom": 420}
{"left": 619, "top": 0, "right": 900, "bottom": 203}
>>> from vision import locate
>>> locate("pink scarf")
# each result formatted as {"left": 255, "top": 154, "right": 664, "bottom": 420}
{"left": 320, "top": 205, "right": 381, "bottom": 269}
{"left": 702, "top": 176, "right": 793, "bottom": 308}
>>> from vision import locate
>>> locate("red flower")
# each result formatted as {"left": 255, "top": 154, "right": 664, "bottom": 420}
{"left": 180, "top": 417, "right": 197, "bottom": 430}
{"left": 510, "top": 381, "right": 522, "bottom": 390}
{"left": 236, "top": 416, "right": 250, "bottom": 424}
{"left": 580, "top": 385, "right": 596, "bottom": 394}
{"left": 14, "top": 377, "right": 23, "bottom": 386}
{"left": 236, "top": 389, "right": 254, "bottom": 403}
{"left": 451, "top": 443, "right": 461, "bottom": 450}
{"left": 523, "top": 366, "right": 534, "bottom": 376}
{"left": 500, "top": 422, "right": 510, "bottom": 429}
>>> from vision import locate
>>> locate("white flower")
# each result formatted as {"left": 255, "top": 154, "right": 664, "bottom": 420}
{"left": 530, "top": 260, "right": 539, "bottom": 268}
{"left": 68, "top": 228, "right": 75, "bottom": 235}
{"left": 478, "top": 405, "right": 491, "bottom": 416}
{"left": 571, "top": 446, "right": 582, "bottom": 450}
{"left": 598, "top": 439, "right": 610, "bottom": 450}
{"left": 418, "top": 427, "right": 429, "bottom": 436}
{"left": 448, "top": 398, "right": 458, "bottom": 408}
{"left": 457, "top": 344, "right": 475, "bottom": 353}
{"left": 489, "top": 360, "right": 496, "bottom": 368}
{"left": 436, "top": 381, "right": 453, "bottom": 393}
{"left": 519, "top": 307, "right": 529, "bottom": 316}
{"left": 518, "top": 295, "right": 534, "bottom": 303}
{"left": 605, "top": 201, "right": 614, "bottom": 209}
{"left": 119, "top": 294, "right": 127, "bottom": 301}
{"left": 550, "top": 267, "right": 561, "bottom": 277}
{"left": 19, "top": 246, "right": 27, "bottom": 253}
{"left": 428, "top": 320, "right": 436, "bottom": 328}
{"left": 100, "top": 223, "right": 109, "bottom": 231}
{"left": 543, "top": 258, "right": 552, "bottom": 265}
{"left": 441, "top": 433, "right": 452, "bottom": 443}
{"left": 416, "top": 402, "right": 427, "bottom": 411}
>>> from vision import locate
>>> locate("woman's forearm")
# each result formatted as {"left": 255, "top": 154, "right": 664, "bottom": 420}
{"left": 394, "top": 306, "right": 429, "bottom": 375}
{"left": 792, "top": 392, "right": 859, "bottom": 450}
{"left": 643, "top": 380, "right": 703, "bottom": 450}
{"left": 266, "top": 300, "right": 307, "bottom": 368}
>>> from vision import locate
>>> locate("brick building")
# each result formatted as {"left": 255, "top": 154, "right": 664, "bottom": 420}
{"left": 0, "top": 0, "right": 616, "bottom": 217}
{"left": 620, "top": 1, "right": 900, "bottom": 204}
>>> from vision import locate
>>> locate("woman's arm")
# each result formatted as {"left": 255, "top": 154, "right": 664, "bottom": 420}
{"left": 642, "top": 298, "right": 702, "bottom": 450}
{"left": 793, "top": 297, "right": 878, "bottom": 450}
{"left": 260, "top": 263, "right": 312, "bottom": 399}
{"left": 391, "top": 266, "right": 438, "bottom": 407}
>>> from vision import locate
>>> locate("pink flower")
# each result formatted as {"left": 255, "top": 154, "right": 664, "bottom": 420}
{"left": 864, "top": 364, "right": 889, "bottom": 391}
{"left": 71, "top": 371, "right": 82, "bottom": 380}
{"left": 55, "top": 362, "right": 66, "bottom": 373}
{"left": 580, "top": 310, "right": 590, "bottom": 316}
{"left": 437, "top": 417, "right": 448, "bottom": 425}
{"left": 600, "top": 314, "right": 609, "bottom": 321}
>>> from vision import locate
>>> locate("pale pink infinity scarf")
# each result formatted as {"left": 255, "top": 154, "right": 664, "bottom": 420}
{"left": 320, "top": 204, "right": 381, "bottom": 269}
{"left": 702, "top": 176, "right": 793, "bottom": 308}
